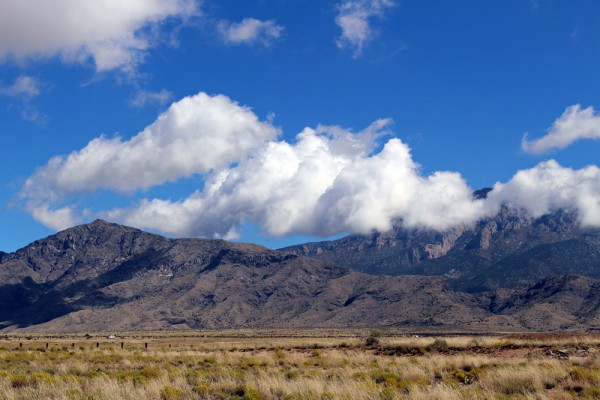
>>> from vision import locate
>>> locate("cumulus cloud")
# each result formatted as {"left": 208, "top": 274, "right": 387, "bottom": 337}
{"left": 20, "top": 92, "right": 279, "bottom": 207}
{"left": 486, "top": 160, "right": 600, "bottom": 227}
{"left": 0, "top": 76, "right": 41, "bottom": 100}
{"left": 335, "top": 0, "right": 395, "bottom": 57}
{"left": 521, "top": 104, "right": 600, "bottom": 154}
{"left": 0, "top": 0, "right": 199, "bottom": 72}
{"left": 106, "top": 120, "right": 487, "bottom": 238}
{"left": 19, "top": 92, "right": 600, "bottom": 240}
{"left": 20, "top": 97, "right": 487, "bottom": 238}
{"left": 218, "top": 18, "right": 284, "bottom": 46}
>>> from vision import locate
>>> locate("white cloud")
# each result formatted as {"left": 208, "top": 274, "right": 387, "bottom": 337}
{"left": 486, "top": 160, "right": 600, "bottom": 227}
{"left": 20, "top": 92, "right": 279, "bottom": 202}
{"left": 30, "top": 205, "right": 80, "bottom": 231}
{"left": 218, "top": 18, "right": 284, "bottom": 46}
{"left": 105, "top": 119, "right": 486, "bottom": 238}
{"left": 335, "top": 0, "right": 395, "bottom": 57}
{"left": 0, "top": 0, "right": 199, "bottom": 72}
{"left": 1, "top": 75, "right": 47, "bottom": 124}
{"left": 521, "top": 104, "right": 600, "bottom": 154}
{"left": 16, "top": 104, "right": 48, "bottom": 125}
{"left": 130, "top": 89, "right": 173, "bottom": 107}
{"left": 19, "top": 92, "right": 600, "bottom": 239}
{"left": 0, "top": 75, "right": 41, "bottom": 99}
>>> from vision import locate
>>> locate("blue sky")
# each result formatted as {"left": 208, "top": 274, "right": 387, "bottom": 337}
{"left": 1, "top": 0, "right": 600, "bottom": 252}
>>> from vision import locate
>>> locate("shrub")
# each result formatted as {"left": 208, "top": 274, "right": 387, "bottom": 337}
{"left": 242, "top": 388, "right": 263, "bottom": 400}
{"left": 193, "top": 384, "right": 209, "bottom": 396}
{"left": 11, "top": 374, "right": 29, "bottom": 388}
{"left": 366, "top": 329, "right": 384, "bottom": 346}
{"left": 160, "top": 385, "right": 183, "bottom": 400}
{"left": 139, "top": 366, "right": 162, "bottom": 379}
{"left": 372, "top": 371, "right": 396, "bottom": 384}
{"left": 427, "top": 338, "right": 449, "bottom": 352}
{"left": 452, "top": 367, "right": 479, "bottom": 385}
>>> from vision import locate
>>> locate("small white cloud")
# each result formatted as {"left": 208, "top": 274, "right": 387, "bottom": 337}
{"left": 130, "top": 89, "right": 173, "bottom": 107}
{"left": 570, "top": 27, "right": 580, "bottom": 41}
{"left": 0, "top": 0, "right": 199, "bottom": 72}
{"left": 0, "top": 76, "right": 41, "bottom": 100}
{"left": 30, "top": 205, "right": 81, "bottom": 231}
{"left": 335, "top": 0, "right": 395, "bottom": 57}
{"left": 17, "top": 104, "right": 48, "bottom": 125}
{"left": 218, "top": 18, "right": 284, "bottom": 46}
{"left": 1, "top": 75, "right": 48, "bottom": 124}
{"left": 521, "top": 104, "right": 600, "bottom": 154}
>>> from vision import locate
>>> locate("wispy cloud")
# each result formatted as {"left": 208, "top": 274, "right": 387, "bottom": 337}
{"left": 218, "top": 18, "right": 284, "bottom": 46}
{"left": 521, "top": 104, "right": 600, "bottom": 154}
{"left": 130, "top": 89, "right": 173, "bottom": 107}
{"left": 0, "top": 0, "right": 200, "bottom": 73}
{"left": 570, "top": 27, "right": 580, "bottom": 41}
{"left": 335, "top": 0, "right": 395, "bottom": 57}
{"left": 0, "top": 76, "right": 41, "bottom": 100}
{"left": 1, "top": 75, "right": 47, "bottom": 124}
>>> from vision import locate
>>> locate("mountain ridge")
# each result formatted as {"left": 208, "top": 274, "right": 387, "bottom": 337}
{"left": 1, "top": 219, "right": 600, "bottom": 332}
{"left": 282, "top": 207, "right": 600, "bottom": 292}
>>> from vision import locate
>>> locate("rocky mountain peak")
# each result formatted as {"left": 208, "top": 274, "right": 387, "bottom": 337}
{"left": 473, "top": 187, "right": 493, "bottom": 199}
{"left": 283, "top": 205, "right": 599, "bottom": 292}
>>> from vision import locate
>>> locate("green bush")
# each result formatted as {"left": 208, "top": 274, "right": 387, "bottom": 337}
{"left": 366, "top": 329, "right": 384, "bottom": 346}
{"left": 427, "top": 338, "right": 449, "bottom": 352}
{"left": 160, "top": 385, "right": 183, "bottom": 400}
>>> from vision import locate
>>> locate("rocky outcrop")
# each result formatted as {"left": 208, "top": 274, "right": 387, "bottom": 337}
{"left": 282, "top": 206, "right": 599, "bottom": 292}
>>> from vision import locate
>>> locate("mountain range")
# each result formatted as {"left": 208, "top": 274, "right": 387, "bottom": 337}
{"left": 0, "top": 209, "right": 599, "bottom": 332}
{"left": 283, "top": 190, "right": 600, "bottom": 293}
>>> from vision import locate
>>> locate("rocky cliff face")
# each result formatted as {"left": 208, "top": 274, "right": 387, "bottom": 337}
{"left": 282, "top": 206, "right": 600, "bottom": 292}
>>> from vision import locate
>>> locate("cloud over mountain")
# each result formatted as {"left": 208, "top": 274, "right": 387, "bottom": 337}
{"left": 18, "top": 92, "right": 600, "bottom": 238}
{"left": 20, "top": 92, "right": 279, "bottom": 230}
{"left": 106, "top": 121, "right": 486, "bottom": 238}
{"left": 487, "top": 160, "right": 600, "bottom": 227}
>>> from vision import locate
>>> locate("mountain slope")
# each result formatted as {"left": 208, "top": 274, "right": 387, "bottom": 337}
{"left": 2, "top": 220, "right": 600, "bottom": 332}
{"left": 0, "top": 220, "right": 488, "bottom": 332}
{"left": 485, "top": 275, "right": 600, "bottom": 331}
{"left": 282, "top": 207, "right": 600, "bottom": 292}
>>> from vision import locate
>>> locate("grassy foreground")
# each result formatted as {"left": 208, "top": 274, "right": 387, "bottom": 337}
{"left": 0, "top": 331, "right": 599, "bottom": 399}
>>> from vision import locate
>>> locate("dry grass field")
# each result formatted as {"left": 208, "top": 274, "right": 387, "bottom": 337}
{"left": 0, "top": 330, "right": 599, "bottom": 399}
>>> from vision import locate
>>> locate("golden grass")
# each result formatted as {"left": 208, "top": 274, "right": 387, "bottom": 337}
{"left": 0, "top": 331, "right": 598, "bottom": 399}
